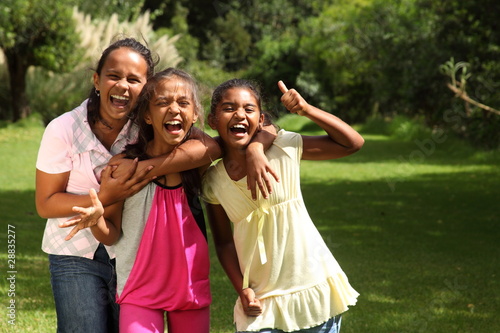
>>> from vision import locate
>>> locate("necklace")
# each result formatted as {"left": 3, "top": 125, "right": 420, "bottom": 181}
{"left": 99, "top": 117, "right": 113, "bottom": 130}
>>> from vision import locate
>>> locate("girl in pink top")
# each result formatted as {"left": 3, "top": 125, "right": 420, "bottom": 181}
{"left": 95, "top": 68, "right": 213, "bottom": 333}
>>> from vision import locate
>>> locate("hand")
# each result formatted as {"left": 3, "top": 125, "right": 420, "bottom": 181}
{"left": 99, "top": 158, "right": 154, "bottom": 206}
{"left": 107, "top": 154, "right": 134, "bottom": 179}
{"left": 240, "top": 288, "right": 262, "bottom": 317}
{"left": 278, "top": 80, "right": 310, "bottom": 116}
{"left": 59, "top": 188, "right": 104, "bottom": 241}
{"left": 246, "top": 144, "right": 280, "bottom": 200}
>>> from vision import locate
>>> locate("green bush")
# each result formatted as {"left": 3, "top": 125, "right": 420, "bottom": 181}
{"left": 388, "top": 115, "right": 432, "bottom": 142}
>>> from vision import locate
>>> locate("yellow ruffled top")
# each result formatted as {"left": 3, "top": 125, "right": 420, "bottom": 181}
{"left": 203, "top": 130, "right": 359, "bottom": 332}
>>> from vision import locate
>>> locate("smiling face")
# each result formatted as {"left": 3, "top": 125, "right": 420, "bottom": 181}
{"left": 209, "top": 87, "right": 264, "bottom": 151}
{"left": 144, "top": 77, "right": 198, "bottom": 154}
{"left": 93, "top": 47, "right": 148, "bottom": 125}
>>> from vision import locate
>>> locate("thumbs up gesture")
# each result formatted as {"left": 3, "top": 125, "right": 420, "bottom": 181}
{"left": 278, "top": 80, "right": 310, "bottom": 117}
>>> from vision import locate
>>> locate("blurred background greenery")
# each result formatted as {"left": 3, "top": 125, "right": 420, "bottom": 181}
{"left": 1, "top": 0, "right": 499, "bottom": 149}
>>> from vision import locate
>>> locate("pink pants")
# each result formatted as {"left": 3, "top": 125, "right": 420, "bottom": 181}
{"left": 119, "top": 303, "right": 210, "bottom": 333}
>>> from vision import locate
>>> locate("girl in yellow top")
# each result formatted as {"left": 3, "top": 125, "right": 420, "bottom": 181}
{"left": 203, "top": 79, "right": 364, "bottom": 332}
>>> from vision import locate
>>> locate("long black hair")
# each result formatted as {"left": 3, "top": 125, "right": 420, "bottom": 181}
{"left": 125, "top": 68, "right": 205, "bottom": 197}
{"left": 86, "top": 37, "right": 158, "bottom": 126}
{"left": 210, "top": 78, "right": 276, "bottom": 128}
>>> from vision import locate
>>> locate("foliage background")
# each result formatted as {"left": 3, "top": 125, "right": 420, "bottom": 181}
{"left": 0, "top": 0, "right": 499, "bottom": 148}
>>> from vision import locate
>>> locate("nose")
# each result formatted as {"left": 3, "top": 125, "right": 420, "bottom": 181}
{"left": 234, "top": 107, "right": 245, "bottom": 119}
{"left": 168, "top": 103, "right": 180, "bottom": 114}
{"left": 115, "top": 78, "right": 129, "bottom": 90}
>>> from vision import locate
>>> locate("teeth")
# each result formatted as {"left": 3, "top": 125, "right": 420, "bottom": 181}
{"left": 111, "top": 95, "right": 129, "bottom": 100}
{"left": 232, "top": 124, "right": 246, "bottom": 129}
{"left": 166, "top": 120, "right": 181, "bottom": 125}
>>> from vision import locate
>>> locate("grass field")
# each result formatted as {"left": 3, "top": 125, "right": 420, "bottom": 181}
{"left": 0, "top": 114, "right": 498, "bottom": 332}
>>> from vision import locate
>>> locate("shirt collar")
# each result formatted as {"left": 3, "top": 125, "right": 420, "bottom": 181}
{"left": 70, "top": 100, "right": 138, "bottom": 155}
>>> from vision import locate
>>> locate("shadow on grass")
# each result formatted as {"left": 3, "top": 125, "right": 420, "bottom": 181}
{"left": 332, "top": 135, "right": 500, "bottom": 166}
{"left": 300, "top": 169, "right": 499, "bottom": 332}
{"left": 0, "top": 189, "right": 54, "bottom": 318}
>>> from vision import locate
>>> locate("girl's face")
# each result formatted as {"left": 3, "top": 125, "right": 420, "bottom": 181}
{"left": 93, "top": 47, "right": 148, "bottom": 123}
{"left": 145, "top": 78, "right": 197, "bottom": 150}
{"left": 209, "top": 87, "right": 264, "bottom": 150}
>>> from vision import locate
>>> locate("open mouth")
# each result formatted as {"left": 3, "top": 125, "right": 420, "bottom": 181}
{"left": 230, "top": 124, "right": 247, "bottom": 135}
{"left": 111, "top": 95, "right": 129, "bottom": 107}
{"left": 164, "top": 120, "right": 183, "bottom": 132}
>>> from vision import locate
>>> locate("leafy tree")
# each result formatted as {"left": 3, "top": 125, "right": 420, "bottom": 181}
{"left": 0, "top": 0, "right": 145, "bottom": 122}
{"left": 0, "top": 0, "right": 82, "bottom": 121}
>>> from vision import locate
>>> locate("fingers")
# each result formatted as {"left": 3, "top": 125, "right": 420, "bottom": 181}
{"left": 247, "top": 176, "right": 259, "bottom": 201}
{"left": 65, "top": 225, "right": 81, "bottom": 241}
{"left": 124, "top": 158, "right": 139, "bottom": 180}
{"left": 278, "top": 80, "right": 288, "bottom": 94}
{"left": 247, "top": 174, "right": 271, "bottom": 200}
{"left": 100, "top": 165, "right": 113, "bottom": 181}
{"left": 244, "top": 299, "right": 262, "bottom": 317}
{"left": 257, "top": 177, "right": 270, "bottom": 200}
{"left": 267, "top": 167, "right": 280, "bottom": 184}
{"left": 88, "top": 188, "right": 101, "bottom": 209}
{"left": 59, "top": 216, "right": 80, "bottom": 228}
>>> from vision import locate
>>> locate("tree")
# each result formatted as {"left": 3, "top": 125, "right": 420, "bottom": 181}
{"left": 0, "top": 0, "right": 145, "bottom": 122}
{"left": 0, "top": 0, "right": 82, "bottom": 122}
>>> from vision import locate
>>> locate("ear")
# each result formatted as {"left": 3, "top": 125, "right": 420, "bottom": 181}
{"left": 207, "top": 113, "right": 217, "bottom": 130}
{"left": 144, "top": 112, "right": 152, "bottom": 125}
{"left": 92, "top": 72, "right": 100, "bottom": 91}
{"left": 258, "top": 113, "right": 265, "bottom": 131}
{"left": 192, "top": 112, "right": 199, "bottom": 124}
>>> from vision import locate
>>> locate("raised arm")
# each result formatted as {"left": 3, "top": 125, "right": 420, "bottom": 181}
{"left": 205, "top": 203, "right": 262, "bottom": 317}
{"left": 278, "top": 81, "right": 364, "bottom": 160}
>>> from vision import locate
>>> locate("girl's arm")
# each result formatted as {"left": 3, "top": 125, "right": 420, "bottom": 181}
{"left": 109, "top": 128, "right": 222, "bottom": 178}
{"left": 35, "top": 160, "right": 152, "bottom": 218}
{"left": 58, "top": 174, "right": 124, "bottom": 245}
{"left": 278, "top": 81, "right": 365, "bottom": 160}
{"left": 205, "top": 203, "right": 262, "bottom": 317}
{"left": 246, "top": 125, "right": 280, "bottom": 200}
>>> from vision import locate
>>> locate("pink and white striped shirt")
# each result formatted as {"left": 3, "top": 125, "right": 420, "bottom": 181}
{"left": 36, "top": 100, "right": 138, "bottom": 259}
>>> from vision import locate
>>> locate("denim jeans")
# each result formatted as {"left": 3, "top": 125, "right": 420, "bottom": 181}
{"left": 49, "top": 244, "right": 119, "bottom": 333}
{"left": 238, "top": 315, "right": 342, "bottom": 333}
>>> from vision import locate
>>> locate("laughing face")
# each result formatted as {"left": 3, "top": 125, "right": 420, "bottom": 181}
{"left": 93, "top": 47, "right": 148, "bottom": 125}
{"left": 144, "top": 77, "right": 198, "bottom": 154}
{"left": 209, "top": 87, "right": 264, "bottom": 151}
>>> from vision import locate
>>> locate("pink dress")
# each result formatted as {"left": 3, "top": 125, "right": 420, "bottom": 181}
{"left": 115, "top": 181, "right": 211, "bottom": 311}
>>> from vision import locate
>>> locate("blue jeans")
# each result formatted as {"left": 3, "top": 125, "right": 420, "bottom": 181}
{"left": 49, "top": 244, "right": 119, "bottom": 333}
{"left": 238, "top": 315, "right": 342, "bottom": 333}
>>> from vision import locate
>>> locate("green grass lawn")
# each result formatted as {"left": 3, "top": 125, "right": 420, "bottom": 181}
{"left": 0, "top": 115, "right": 498, "bottom": 332}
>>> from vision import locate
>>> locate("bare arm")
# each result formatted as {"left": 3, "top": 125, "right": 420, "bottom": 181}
{"left": 278, "top": 81, "right": 364, "bottom": 160}
{"left": 246, "top": 125, "right": 280, "bottom": 200}
{"left": 205, "top": 203, "right": 262, "bottom": 317}
{"left": 35, "top": 160, "right": 152, "bottom": 219}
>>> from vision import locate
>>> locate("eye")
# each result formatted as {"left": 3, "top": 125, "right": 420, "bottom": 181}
{"left": 154, "top": 100, "right": 169, "bottom": 107}
{"left": 129, "top": 77, "right": 142, "bottom": 84}
{"left": 179, "top": 100, "right": 190, "bottom": 107}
